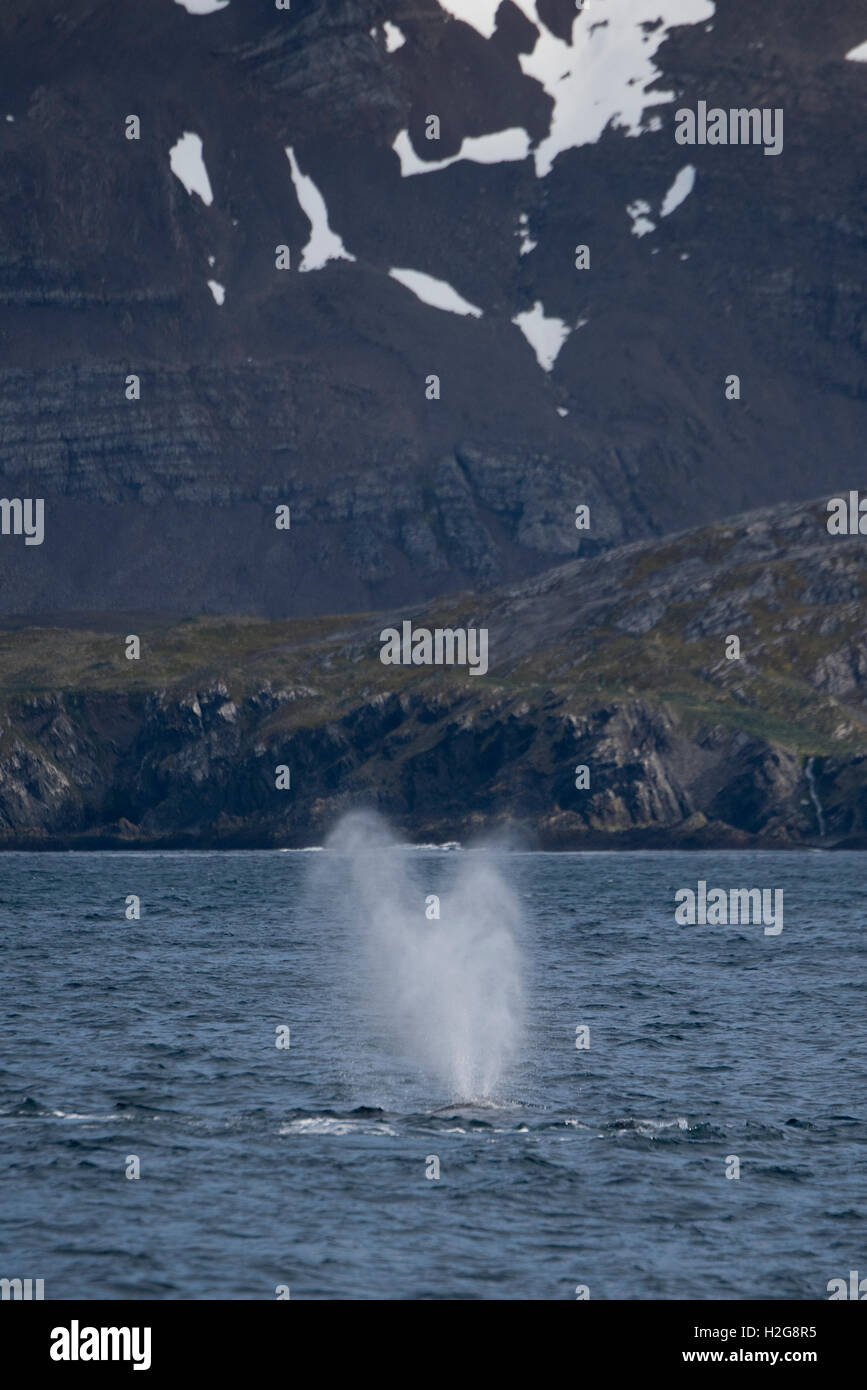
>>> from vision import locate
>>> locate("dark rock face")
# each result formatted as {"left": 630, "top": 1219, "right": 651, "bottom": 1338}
{"left": 0, "top": 673, "right": 861, "bottom": 851}
{"left": 0, "top": 497, "right": 864, "bottom": 848}
{"left": 0, "top": 0, "right": 865, "bottom": 618}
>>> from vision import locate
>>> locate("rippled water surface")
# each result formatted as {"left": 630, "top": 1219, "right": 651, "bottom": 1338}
{"left": 1, "top": 848, "right": 865, "bottom": 1299}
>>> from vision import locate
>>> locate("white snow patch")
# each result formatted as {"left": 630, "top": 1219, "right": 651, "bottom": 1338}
{"left": 680, "top": 252, "right": 690, "bottom": 260}
{"left": 556, "top": 406, "right": 569, "bottom": 417}
{"left": 846, "top": 40, "right": 867, "bottom": 62}
{"left": 524, "top": 2, "right": 715, "bottom": 177}
{"left": 660, "top": 163, "right": 695, "bottom": 217}
{"left": 207, "top": 279, "right": 225, "bottom": 305}
{"left": 169, "top": 132, "right": 214, "bottom": 206}
{"left": 389, "top": 267, "right": 483, "bottom": 318}
{"left": 285, "top": 147, "right": 355, "bottom": 272}
{"left": 512, "top": 301, "right": 570, "bottom": 372}
{"left": 436, "top": 0, "right": 541, "bottom": 39}
{"left": 174, "top": 0, "right": 229, "bottom": 13}
{"left": 436, "top": 1, "right": 502, "bottom": 38}
{"left": 393, "top": 125, "right": 530, "bottom": 176}
{"left": 627, "top": 198, "right": 655, "bottom": 237}
{"left": 5, "top": 114, "right": 14, "bottom": 122}
{"left": 435, "top": 0, "right": 714, "bottom": 178}
{"left": 517, "top": 212, "right": 537, "bottom": 255}
{"left": 384, "top": 21, "right": 406, "bottom": 52}
{"left": 207, "top": 254, "right": 216, "bottom": 267}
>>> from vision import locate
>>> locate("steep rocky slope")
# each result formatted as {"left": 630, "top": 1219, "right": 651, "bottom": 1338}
{"left": 0, "top": 496, "right": 864, "bottom": 848}
{"left": 0, "top": 0, "right": 865, "bottom": 618}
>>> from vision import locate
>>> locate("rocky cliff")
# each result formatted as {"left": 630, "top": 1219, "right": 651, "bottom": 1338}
{"left": 1, "top": 496, "right": 864, "bottom": 849}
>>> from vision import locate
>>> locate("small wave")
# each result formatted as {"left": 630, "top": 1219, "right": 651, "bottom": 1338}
{"left": 606, "top": 1116, "right": 691, "bottom": 1137}
{"left": 1, "top": 1096, "right": 46, "bottom": 1116}
{"left": 416, "top": 841, "right": 462, "bottom": 851}
{"left": 51, "top": 1110, "right": 125, "bottom": 1121}
{"left": 283, "top": 839, "right": 464, "bottom": 850}
{"left": 284, "top": 841, "right": 462, "bottom": 852}
{"left": 0, "top": 1098, "right": 125, "bottom": 1122}
{"left": 279, "top": 1108, "right": 397, "bottom": 1137}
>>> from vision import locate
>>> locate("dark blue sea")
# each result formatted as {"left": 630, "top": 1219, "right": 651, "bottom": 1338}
{"left": 1, "top": 845, "right": 865, "bottom": 1300}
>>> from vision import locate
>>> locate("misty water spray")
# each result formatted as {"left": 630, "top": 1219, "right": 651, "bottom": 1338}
{"left": 326, "top": 813, "right": 525, "bottom": 1101}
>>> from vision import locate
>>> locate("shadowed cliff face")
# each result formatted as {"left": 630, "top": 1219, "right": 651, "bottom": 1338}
{"left": 0, "top": 497, "right": 865, "bottom": 849}
{"left": 0, "top": 0, "right": 865, "bottom": 618}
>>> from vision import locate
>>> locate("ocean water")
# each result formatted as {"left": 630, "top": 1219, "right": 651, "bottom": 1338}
{"left": 1, "top": 844, "right": 865, "bottom": 1301}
